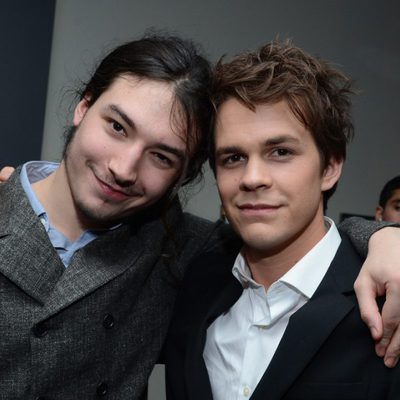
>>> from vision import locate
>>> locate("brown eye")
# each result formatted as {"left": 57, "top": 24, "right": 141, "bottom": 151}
{"left": 112, "top": 121, "right": 124, "bottom": 134}
{"left": 271, "top": 148, "right": 293, "bottom": 157}
{"left": 153, "top": 152, "right": 173, "bottom": 167}
{"left": 222, "top": 154, "right": 244, "bottom": 165}
{"left": 276, "top": 149, "right": 289, "bottom": 155}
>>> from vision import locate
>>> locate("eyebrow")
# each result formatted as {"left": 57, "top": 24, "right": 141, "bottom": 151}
{"left": 156, "top": 143, "right": 186, "bottom": 162}
{"left": 215, "top": 135, "right": 301, "bottom": 157}
{"left": 108, "top": 104, "right": 135, "bottom": 129}
{"left": 263, "top": 135, "right": 301, "bottom": 146}
{"left": 215, "top": 146, "right": 243, "bottom": 158}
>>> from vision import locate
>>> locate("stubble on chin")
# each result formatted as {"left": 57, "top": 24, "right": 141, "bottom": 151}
{"left": 73, "top": 197, "right": 121, "bottom": 229}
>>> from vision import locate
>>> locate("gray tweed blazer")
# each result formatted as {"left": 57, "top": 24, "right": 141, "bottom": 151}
{"left": 0, "top": 169, "right": 223, "bottom": 399}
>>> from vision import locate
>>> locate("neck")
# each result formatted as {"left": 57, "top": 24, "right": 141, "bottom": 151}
{"left": 32, "top": 161, "right": 84, "bottom": 242}
{"left": 244, "top": 212, "right": 327, "bottom": 289}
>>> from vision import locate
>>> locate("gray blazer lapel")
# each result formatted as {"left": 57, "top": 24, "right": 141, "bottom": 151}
{"left": 251, "top": 235, "right": 360, "bottom": 400}
{"left": 42, "top": 215, "right": 169, "bottom": 316}
{"left": 0, "top": 169, "right": 64, "bottom": 304}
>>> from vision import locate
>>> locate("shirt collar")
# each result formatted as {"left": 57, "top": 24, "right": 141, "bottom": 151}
{"left": 20, "top": 161, "right": 59, "bottom": 221}
{"left": 232, "top": 217, "right": 342, "bottom": 299}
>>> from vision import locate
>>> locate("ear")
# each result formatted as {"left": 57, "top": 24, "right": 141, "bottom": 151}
{"left": 73, "top": 96, "right": 91, "bottom": 127}
{"left": 321, "top": 157, "right": 343, "bottom": 192}
{"left": 375, "top": 206, "right": 383, "bottom": 221}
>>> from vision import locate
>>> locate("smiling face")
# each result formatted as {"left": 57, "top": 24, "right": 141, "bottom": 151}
{"left": 61, "top": 75, "right": 186, "bottom": 229}
{"left": 215, "top": 99, "right": 342, "bottom": 261}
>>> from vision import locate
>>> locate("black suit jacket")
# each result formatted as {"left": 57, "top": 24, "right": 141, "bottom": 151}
{"left": 165, "top": 234, "right": 400, "bottom": 399}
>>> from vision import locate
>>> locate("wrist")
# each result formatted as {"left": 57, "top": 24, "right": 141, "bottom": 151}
{"left": 369, "top": 226, "right": 400, "bottom": 251}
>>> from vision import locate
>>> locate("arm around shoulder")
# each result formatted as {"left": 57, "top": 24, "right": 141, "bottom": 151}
{"left": 340, "top": 217, "right": 400, "bottom": 368}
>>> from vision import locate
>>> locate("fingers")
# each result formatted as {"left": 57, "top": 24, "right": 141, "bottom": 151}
{"left": 355, "top": 277, "right": 400, "bottom": 367}
{"left": 383, "top": 325, "right": 400, "bottom": 368}
{"left": 375, "top": 321, "right": 395, "bottom": 359}
{"left": 0, "top": 166, "right": 15, "bottom": 182}
{"left": 378, "top": 282, "right": 400, "bottom": 367}
{"left": 354, "top": 276, "right": 383, "bottom": 340}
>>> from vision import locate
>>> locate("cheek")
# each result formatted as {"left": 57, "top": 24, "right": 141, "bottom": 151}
{"left": 384, "top": 208, "right": 400, "bottom": 220}
{"left": 140, "top": 168, "right": 178, "bottom": 198}
{"left": 292, "top": 166, "right": 323, "bottom": 192}
{"left": 279, "top": 169, "right": 322, "bottom": 205}
{"left": 217, "top": 172, "right": 238, "bottom": 197}
{"left": 70, "top": 127, "right": 104, "bottom": 157}
{"left": 216, "top": 182, "right": 231, "bottom": 206}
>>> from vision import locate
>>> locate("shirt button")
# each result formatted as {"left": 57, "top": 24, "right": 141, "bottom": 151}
{"left": 103, "top": 314, "right": 115, "bottom": 329}
{"left": 97, "top": 382, "right": 108, "bottom": 396}
{"left": 243, "top": 386, "right": 251, "bottom": 397}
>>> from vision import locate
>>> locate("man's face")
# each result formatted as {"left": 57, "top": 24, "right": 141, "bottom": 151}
{"left": 215, "top": 99, "right": 342, "bottom": 259}
{"left": 63, "top": 75, "right": 186, "bottom": 228}
{"left": 376, "top": 189, "right": 400, "bottom": 223}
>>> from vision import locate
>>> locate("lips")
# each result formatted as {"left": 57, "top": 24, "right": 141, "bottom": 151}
{"left": 238, "top": 203, "right": 280, "bottom": 210}
{"left": 95, "top": 175, "right": 141, "bottom": 201}
{"left": 237, "top": 203, "right": 282, "bottom": 217}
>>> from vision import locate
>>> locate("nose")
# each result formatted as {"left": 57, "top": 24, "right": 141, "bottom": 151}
{"left": 239, "top": 158, "right": 272, "bottom": 192}
{"left": 108, "top": 146, "right": 142, "bottom": 187}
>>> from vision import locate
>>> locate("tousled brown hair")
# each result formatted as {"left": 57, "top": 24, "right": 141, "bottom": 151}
{"left": 210, "top": 39, "right": 355, "bottom": 207}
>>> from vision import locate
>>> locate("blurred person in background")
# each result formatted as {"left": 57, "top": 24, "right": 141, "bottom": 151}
{"left": 376, "top": 176, "right": 400, "bottom": 223}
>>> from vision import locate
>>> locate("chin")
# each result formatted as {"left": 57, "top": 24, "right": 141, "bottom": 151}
{"left": 242, "top": 228, "right": 293, "bottom": 253}
{"left": 76, "top": 202, "right": 123, "bottom": 227}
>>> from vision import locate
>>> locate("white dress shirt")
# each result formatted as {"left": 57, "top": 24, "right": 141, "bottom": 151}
{"left": 203, "top": 218, "right": 341, "bottom": 400}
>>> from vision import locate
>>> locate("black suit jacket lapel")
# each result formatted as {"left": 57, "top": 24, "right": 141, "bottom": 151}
{"left": 251, "top": 235, "right": 360, "bottom": 400}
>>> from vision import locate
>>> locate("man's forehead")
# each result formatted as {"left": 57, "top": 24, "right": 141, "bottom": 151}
{"left": 214, "top": 99, "right": 307, "bottom": 144}
{"left": 216, "top": 98, "right": 298, "bottom": 124}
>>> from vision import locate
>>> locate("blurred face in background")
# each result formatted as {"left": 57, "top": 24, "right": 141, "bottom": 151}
{"left": 375, "top": 188, "right": 400, "bottom": 223}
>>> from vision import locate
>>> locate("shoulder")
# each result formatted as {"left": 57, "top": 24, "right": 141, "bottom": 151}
{"left": 0, "top": 166, "right": 30, "bottom": 216}
{"left": 176, "top": 214, "right": 241, "bottom": 271}
{"left": 336, "top": 231, "right": 364, "bottom": 264}
{"left": 188, "top": 248, "right": 236, "bottom": 275}
{"left": 180, "top": 212, "right": 215, "bottom": 236}
{"left": 313, "top": 230, "right": 363, "bottom": 298}
{"left": 0, "top": 165, "right": 23, "bottom": 194}
{"left": 183, "top": 214, "right": 242, "bottom": 252}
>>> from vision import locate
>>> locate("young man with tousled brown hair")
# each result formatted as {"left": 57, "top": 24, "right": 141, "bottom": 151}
{"left": 165, "top": 40, "right": 400, "bottom": 400}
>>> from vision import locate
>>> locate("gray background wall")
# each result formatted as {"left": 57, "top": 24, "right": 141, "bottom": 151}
{"left": 42, "top": 1, "right": 399, "bottom": 398}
